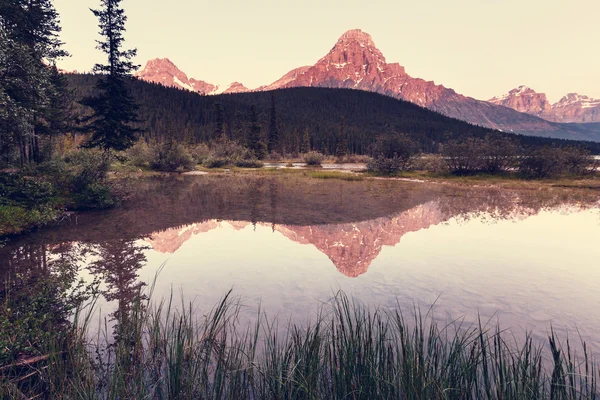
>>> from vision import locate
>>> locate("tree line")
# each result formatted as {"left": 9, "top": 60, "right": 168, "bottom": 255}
{"left": 65, "top": 75, "right": 600, "bottom": 157}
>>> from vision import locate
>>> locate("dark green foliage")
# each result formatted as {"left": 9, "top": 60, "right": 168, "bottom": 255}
{"left": 367, "top": 133, "right": 417, "bottom": 174}
{"left": 65, "top": 149, "right": 110, "bottom": 192}
{"left": 335, "top": 116, "right": 348, "bottom": 157}
{"left": 247, "top": 105, "right": 267, "bottom": 159}
{"left": 519, "top": 146, "right": 593, "bottom": 179}
{"left": 81, "top": 75, "right": 141, "bottom": 151}
{"left": 268, "top": 92, "right": 279, "bottom": 153}
{"left": 479, "top": 135, "right": 521, "bottom": 174}
{"left": 0, "top": 173, "right": 59, "bottom": 236}
{"left": 0, "top": 0, "right": 71, "bottom": 166}
{"left": 214, "top": 102, "right": 225, "bottom": 138}
{"left": 150, "top": 142, "right": 195, "bottom": 172}
{"left": 80, "top": 0, "right": 141, "bottom": 152}
{"left": 301, "top": 127, "right": 311, "bottom": 153}
{"left": 72, "top": 182, "right": 119, "bottom": 209}
{"left": 65, "top": 76, "right": 600, "bottom": 156}
{"left": 442, "top": 135, "right": 520, "bottom": 175}
{"left": 0, "top": 174, "right": 55, "bottom": 208}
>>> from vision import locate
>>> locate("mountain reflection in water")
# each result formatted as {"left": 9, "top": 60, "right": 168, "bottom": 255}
{"left": 1, "top": 175, "right": 599, "bottom": 348}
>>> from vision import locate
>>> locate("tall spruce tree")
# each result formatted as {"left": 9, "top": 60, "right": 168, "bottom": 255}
{"left": 247, "top": 105, "right": 267, "bottom": 159}
{"left": 336, "top": 116, "right": 348, "bottom": 157}
{"left": 81, "top": 0, "right": 140, "bottom": 152}
{"left": 301, "top": 127, "right": 311, "bottom": 153}
{"left": 268, "top": 92, "right": 279, "bottom": 153}
{"left": 0, "top": 0, "right": 70, "bottom": 165}
{"left": 214, "top": 102, "right": 225, "bottom": 139}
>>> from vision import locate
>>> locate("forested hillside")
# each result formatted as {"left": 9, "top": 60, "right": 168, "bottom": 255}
{"left": 66, "top": 74, "right": 600, "bottom": 154}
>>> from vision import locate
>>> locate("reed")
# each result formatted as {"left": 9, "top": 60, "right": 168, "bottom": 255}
{"left": 1, "top": 290, "right": 598, "bottom": 399}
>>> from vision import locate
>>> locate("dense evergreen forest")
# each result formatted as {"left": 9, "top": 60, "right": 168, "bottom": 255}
{"left": 66, "top": 74, "right": 600, "bottom": 155}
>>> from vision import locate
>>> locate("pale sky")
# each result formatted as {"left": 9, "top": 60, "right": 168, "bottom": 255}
{"left": 54, "top": 0, "right": 600, "bottom": 103}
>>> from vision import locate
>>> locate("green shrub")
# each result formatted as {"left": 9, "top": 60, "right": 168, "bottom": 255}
{"left": 189, "top": 143, "right": 211, "bottom": 164}
{"left": 72, "top": 182, "right": 119, "bottom": 209}
{"left": 234, "top": 159, "right": 264, "bottom": 168}
{"left": 562, "top": 146, "right": 593, "bottom": 175}
{"left": 0, "top": 204, "right": 59, "bottom": 236}
{"left": 203, "top": 157, "right": 230, "bottom": 168}
{"left": 268, "top": 151, "right": 283, "bottom": 162}
{"left": 442, "top": 135, "right": 520, "bottom": 175}
{"left": 303, "top": 151, "right": 325, "bottom": 166}
{"left": 211, "top": 138, "right": 251, "bottom": 160}
{"left": 411, "top": 154, "right": 445, "bottom": 173}
{"left": 519, "top": 146, "right": 592, "bottom": 178}
{"left": 367, "top": 156, "right": 403, "bottom": 175}
{"left": 125, "top": 141, "right": 154, "bottom": 167}
{"left": 150, "top": 143, "right": 196, "bottom": 172}
{"left": 64, "top": 149, "right": 111, "bottom": 192}
{"left": 0, "top": 174, "right": 55, "bottom": 208}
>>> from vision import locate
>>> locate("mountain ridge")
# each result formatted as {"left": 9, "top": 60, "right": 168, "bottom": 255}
{"left": 489, "top": 86, "right": 600, "bottom": 123}
{"left": 134, "top": 29, "right": 600, "bottom": 138}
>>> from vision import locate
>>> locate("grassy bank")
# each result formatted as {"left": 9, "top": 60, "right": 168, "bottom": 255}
{"left": 1, "top": 290, "right": 598, "bottom": 399}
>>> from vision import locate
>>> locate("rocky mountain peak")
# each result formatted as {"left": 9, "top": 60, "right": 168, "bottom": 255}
{"left": 319, "top": 29, "right": 387, "bottom": 70}
{"left": 489, "top": 87, "right": 600, "bottom": 123}
{"left": 337, "top": 29, "right": 377, "bottom": 48}
{"left": 488, "top": 86, "right": 551, "bottom": 115}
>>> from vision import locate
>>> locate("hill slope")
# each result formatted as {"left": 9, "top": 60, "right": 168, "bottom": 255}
{"left": 66, "top": 74, "right": 600, "bottom": 154}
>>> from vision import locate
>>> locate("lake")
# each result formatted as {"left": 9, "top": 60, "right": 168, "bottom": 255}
{"left": 2, "top": 173, "right": 599, "bottom": 350}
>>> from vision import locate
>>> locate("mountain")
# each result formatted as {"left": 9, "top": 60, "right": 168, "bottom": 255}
{"left": 135, "top": 30, "right": 600, "bottom": 140}
{"left": 136, "top": 58, "right": 249, "bottom": 95}
{"left": 489, "top": 86, "right": 600, "bottom": 123}
{"left": 261, "top": 29, "right": 585, "bottom": 138}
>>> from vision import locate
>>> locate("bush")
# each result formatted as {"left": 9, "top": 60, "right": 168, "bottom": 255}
{"left": 0, "top": 204, "right": 59, "bottom": 236}
{"left": 64, "top": 149, "right": 111, "bottom": 192}
{"left": 268, "top": 151, "right": 283, "bottom": 162}
{"left": 72, "top": 182, "right": 119, "bottom": 209}
{"left": 562, "top": 146, "right": 593, "bottom": 175}
{"left": 234, "top": 159, "right": 264, "bottom": 168}
{"left": 480, "top": 136, "right": 520, "bottom": 174}
{"left": 150, "top": 143, "right": 196, "bottom": 172}
{"left": 211, "top": 138, "right": 251, "bottom": 160}
{"left": 203, "top": 157, "right": 230, "bottom": 168}
{"left": 0, "top": 174, "right": 55, "bottom": 208}
{"left": 411, "top": 154, "right": 446, "bottom": 173}
{"left": 367, "top": 156, "right": 403, "bottom": 176}
{"left": 303, "top": 151, "right": 325, "bottom": 166}
{"left": 189, "top": 143, "right": 211, "bottom": 164}
{"left": 367, "top": 133, "right": 417, "bottom": 174}
{"left": 442, "top": 135, "right": 520, "bottom": 175}
{"left": 125, "top": 141, "right": 154, "bottom": 167}
{"left": 519, "top": 146, "right": 593, "bottom": 178}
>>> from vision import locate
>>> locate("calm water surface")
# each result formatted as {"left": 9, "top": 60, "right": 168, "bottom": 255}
{"left": 2, "top": 174, "right": 599, "bottom": 348}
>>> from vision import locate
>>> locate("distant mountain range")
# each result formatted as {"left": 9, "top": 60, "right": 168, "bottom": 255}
{"left": 135, "top": 29, "right": 600, "bottom": 140}
{"left": 488, "top": 86, "right": 600, "bottom": 123}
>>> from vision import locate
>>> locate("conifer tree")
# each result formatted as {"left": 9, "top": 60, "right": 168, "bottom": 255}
{"left": 81, "top": 0, "right": 141, "bottom": 152}
{"left": 291, "top": 129, "right": 300, "bottom": 156}
{"left": 247, "top": 105, "right": 267, "bottom": 159}
{"left": 336, "top": 116, "right": 348, "bottom": 157}
{"left": 301, "top": 127, "right": 311, "bottom": 153}
{"left": 214, "top": 102, "right": 225, "bottom": 139}
{"left": 268, "top": 92, "right": 279, "bottom": 153}
{"left": 0, "top": 0, "right": 70, "bottom": 165}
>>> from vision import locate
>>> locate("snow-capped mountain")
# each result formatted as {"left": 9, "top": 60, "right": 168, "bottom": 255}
{"left": 135, "top": 30, "right": 599, "bottom": 137}
{"left": 135, "top": 58, "right": 249, "bottom": 95}
{"left": 489, "top": 86, "right": 600, "bottom": 123}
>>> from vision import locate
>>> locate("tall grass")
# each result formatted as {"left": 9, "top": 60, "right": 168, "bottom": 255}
{"left": 1, "top": 291, "right": 598, "bottom": 399}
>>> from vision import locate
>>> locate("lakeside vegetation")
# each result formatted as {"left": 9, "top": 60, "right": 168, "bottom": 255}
{"left": 1, "top": 287, "right": 598, "bottom": 399}
{"left": 2, "top": 2, "right": 600, "bottom": 399}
